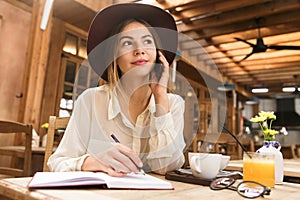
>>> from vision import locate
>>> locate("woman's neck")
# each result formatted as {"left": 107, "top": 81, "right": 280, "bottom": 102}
{"left": 131, "top": 84, "right": 151, "bottom": 102}
{"left": 117, "top": 83, "right": 152, "bottom": 124}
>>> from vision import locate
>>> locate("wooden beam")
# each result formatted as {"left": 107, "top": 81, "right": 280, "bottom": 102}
{"left": 39, "top": 18, "right": 66, "bottom": 137}
{"left": 3, "top": 0, "right": 32, "bottom": 12}
{"left": 219, "top": 68, "right": 299, "bottom": 79}
{"left": 207, "top": 25, "right": 300, "bottom": 48}
{"left": 174, "top": 0, "right": 270, "bottom": 22}
{"left": 74, "top": 0, "right": 112, "bottom": 11}
{"left": 177, "top": 0, "right": 300, "bottom": 33}
{"left": 233, "top": 70, "right": 300, "bottom": 78}
{"left": 18, "top": 0, "right": 53, "bottom": 131}
{"left": 138, "top": 0, "right": 200, "bottom": 10}
{"left": 179, "top": 11, "right": 300, "bottom": 43}
{"left": 196, "top": 31, "right": 300, "bottom": 55}
{"left": 216, "top": 55, "right": 300, "bottom": 66}
{"left": 52, "top": 0, "right": 95, "bottom": 31}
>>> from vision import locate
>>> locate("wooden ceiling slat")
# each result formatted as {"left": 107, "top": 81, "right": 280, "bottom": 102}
{"left": 202, "top": 44, "right": 300, "bottom": 60}
{"left": 177, "top": 0, "right": 300, "bottom": 33}
{"left": 247, "top": 73, "right": 300, "bottom": 81}
{"left": 233, "top": 51, "right": 300, "bottom": 61}
{"left": 225, "top": 55, "right": 300, "bottom": 66}
{"left": 137, "top": 0, "right": 200, "bottom": 11}
{"left": 202, "top": 31, "right": 300, "bottom": 54}
{"left": 203, "top": 24, "right": 300, "bottom": 48}
{"left": 238, "top": 78, "right": 299, "bottom": 85}
{"left": 172, "top": 0, "right": 268, "bottom": 22}
{"left": 227, "top": 66, "right": 300, "bottom": 77}
{"left": 189, "top": 10, "right": 300, "bottom": 41}
{"left": 217, "top": 61, "right": 300, "bottom": 72}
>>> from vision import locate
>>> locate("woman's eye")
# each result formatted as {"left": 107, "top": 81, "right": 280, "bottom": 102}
{"left": 122, "top": 41, "right": 132, "bottom": 46}
{"left": 144, "top": 39, "right": 153, "bottom": 45}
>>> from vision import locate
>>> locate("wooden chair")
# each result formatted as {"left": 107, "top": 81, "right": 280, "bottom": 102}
{"left": 236, "top": 137, "right": 255, "bottom": 159}
{"left": 0, "top": 120, "right": 32, "bottom": 177}
{"left": 193, "top": 133, "right": 235, "bottom": 152}
{"left": 290, "top": 144, "right": 297, "bottom": 159}
{"left": 193, "top": 133, "right": 255, "bottom": 160}
{"left": 281, "top": 144, "right": 297, "bottom": 159}
{"left": 295, "top": 144, "right": 300, "bottom": 158}
{"left": 43, "top": 116, "right": 70, "bottom": 172}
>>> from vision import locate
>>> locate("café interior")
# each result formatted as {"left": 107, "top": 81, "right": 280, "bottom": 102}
{"left": 0, "top": 0, "right": 300, "bottom": 199}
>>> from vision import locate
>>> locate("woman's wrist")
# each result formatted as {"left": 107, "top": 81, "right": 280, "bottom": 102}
{"left": 154, "top": 93, "right": 169, "bottom": 116}
{"left": 81, "top": 156, "right": 101, "bottom": 171}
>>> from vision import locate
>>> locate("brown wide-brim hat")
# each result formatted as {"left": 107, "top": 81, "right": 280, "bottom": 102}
{"left": 87, "top": 3, "right": 178, "bottom": 81}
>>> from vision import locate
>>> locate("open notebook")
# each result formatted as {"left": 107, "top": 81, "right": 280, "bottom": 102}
{"left": 28, "top": 172, "right": 173, "bottom": 190}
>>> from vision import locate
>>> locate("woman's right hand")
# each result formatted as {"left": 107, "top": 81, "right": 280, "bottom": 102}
{"left": 81, "top": 143, "right": 143, "bottom": 177}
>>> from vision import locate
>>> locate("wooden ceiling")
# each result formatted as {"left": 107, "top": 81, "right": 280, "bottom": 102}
{"left": 150, "top": 0, "right": 300, "bottom": 98}
{"left": 17, "top": 0, "right": 300, "bottom": 98}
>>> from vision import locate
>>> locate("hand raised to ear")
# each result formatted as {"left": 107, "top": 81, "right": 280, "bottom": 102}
{"left": 150, "top": 51, "right": 169, "bottom": 94}
{"left": 150, "top": 51, "right": 170, "bottom": 117}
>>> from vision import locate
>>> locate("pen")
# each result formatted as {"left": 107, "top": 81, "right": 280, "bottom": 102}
{"left": 110, "top": 134, "right": 145, "bottom": 175}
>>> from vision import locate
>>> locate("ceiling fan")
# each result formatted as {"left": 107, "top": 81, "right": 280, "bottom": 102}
{"left": 235, "top": 18, "right": 300, "bottom": 62}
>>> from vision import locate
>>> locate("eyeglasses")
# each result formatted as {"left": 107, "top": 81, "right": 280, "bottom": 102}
{"left": 210, "top": 177, "right": 271, "bottom": 199}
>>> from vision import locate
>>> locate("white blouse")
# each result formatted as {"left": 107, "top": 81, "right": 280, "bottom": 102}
{"left": 48, "top": 85, "right": 186, "bottom": 174}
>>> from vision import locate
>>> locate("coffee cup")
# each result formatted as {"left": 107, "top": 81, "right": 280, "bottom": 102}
{"left": 220, "top": 155, "right": 230, "bottom": 170}
{"left": 188, "top": 152, "right": 222, "bottom": 179}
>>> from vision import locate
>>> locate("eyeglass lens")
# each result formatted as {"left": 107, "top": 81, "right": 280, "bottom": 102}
{"left": 210, "top": 177, "right": 235, "bottom": 190}
{"left": 210, "top": 178, "right": 269, "bottom": 199}
{"left": 237, "top": 181, "right": 265, "bottom": 198}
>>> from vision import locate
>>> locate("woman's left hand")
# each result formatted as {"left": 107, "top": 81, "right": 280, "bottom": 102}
{"left": 150, "top": 51, "right": 169, "bottom": 95}
{"left": 150, "top": 51, "right": 170, "bottom": 116}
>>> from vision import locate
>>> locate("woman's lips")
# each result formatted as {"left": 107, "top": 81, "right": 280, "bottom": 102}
{"left": 132, "top": 60, "right": 147, "bottom": 65}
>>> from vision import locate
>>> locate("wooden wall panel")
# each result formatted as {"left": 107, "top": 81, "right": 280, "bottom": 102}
{"left": 0, "top": 0, "right": 31, "bottom": 168}
{"left": 0, "top": 1, "right": 31, "bottom": 121}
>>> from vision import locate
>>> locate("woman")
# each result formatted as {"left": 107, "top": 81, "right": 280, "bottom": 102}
{"left": 48, "top": 3, "right": 185, "bottom": 176}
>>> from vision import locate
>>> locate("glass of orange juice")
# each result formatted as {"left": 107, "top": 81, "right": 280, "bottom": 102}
{"left": 243, "top": 152, "right": 275, "bottom": 188}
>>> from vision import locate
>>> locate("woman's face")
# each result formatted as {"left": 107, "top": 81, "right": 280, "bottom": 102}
{"left": 116, "top": 22, "right": 157, "bottom": 77}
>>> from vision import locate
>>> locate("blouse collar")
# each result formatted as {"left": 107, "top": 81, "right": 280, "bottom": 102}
{"left": 108, "top": 89, "right": 156, "bottom": 120}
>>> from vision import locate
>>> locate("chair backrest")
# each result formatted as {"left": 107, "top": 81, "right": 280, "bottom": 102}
{"left": 193, "top": 133, "right": 255, "bottom": 159}
{"left": 193, "top": 133, "right": 236, "bottom": 152}
{"left": 0, "top": 120, "right": 32, "bottom": 177}
{"left": 295, "top": 144, "right": 300, "bottom": 158}
{"left": 43, "top": 116, "right": 70, "bottom": 172}
{"left": 236, "top": 137, "right": 255, "bottom": 159}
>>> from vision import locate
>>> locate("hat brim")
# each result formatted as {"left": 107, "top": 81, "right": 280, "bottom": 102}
{"left": 87, "top": 3, "right": 178, "bottom": 81}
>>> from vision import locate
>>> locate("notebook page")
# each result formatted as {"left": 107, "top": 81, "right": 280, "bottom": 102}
{"left": 28, "top": 172, "right": 173, "bottom": 190}
{"left": 28, "top": 172, "right": 106, "bottom": 188}
{"left": 97, "top": 173, "right": 173, "bottom": 189}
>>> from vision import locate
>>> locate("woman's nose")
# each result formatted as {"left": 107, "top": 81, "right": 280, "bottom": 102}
{"left": 134, "top": 47, "right": 145, "bottom": 56}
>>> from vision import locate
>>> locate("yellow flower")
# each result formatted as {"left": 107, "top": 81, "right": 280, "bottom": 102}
{"left": 258, "top": 111, "right": 276, "bottom": 120}
{"left": 41, "top": 123, "right": 49, "bottom": 129}
{"left": 250, "top": 111, "right": 279, "bottom": 141}
{"left": 250, "top": 116, "right": 266, "bottom": 123}
{"left": 264, "top": 129, "right": 279, "bottom": 136}
{"left": 263, "top": 129, "right": 279, "bottom": 141}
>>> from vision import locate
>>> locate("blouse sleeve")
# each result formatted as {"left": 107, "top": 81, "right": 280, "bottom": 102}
{"left": 47, "top": 91, "right": 92, "bottom": 172}
{"left": 146, "top": 94, "right": 186, "bottom": 174}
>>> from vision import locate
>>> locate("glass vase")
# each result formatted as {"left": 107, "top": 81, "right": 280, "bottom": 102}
{"left": 256, "top": 141, "right": 284, "bottom": 184}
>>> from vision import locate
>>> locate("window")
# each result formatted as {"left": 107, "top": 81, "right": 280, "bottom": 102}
{"left": 59, "top": 33, "right": 99, "bottom": 117}
{"left": 63, "top": 33, "right": 78, "bottom": 55}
